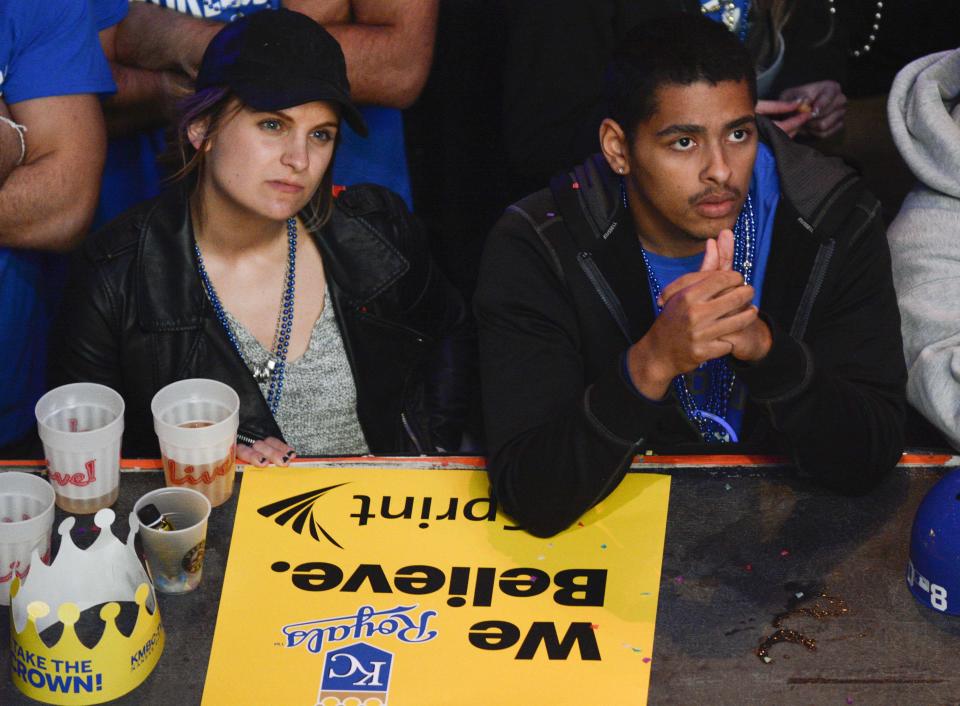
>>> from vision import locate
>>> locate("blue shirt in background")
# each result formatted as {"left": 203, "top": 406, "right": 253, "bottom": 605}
{"left": 0, "top": 0, "right": 122, "bottom": 447}
{"left": 642, "top": 142, "right": 780, "bottom": 440}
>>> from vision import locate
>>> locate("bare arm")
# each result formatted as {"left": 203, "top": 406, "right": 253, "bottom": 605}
{"left": 100, "top": 23, "right": 187, "bottom": 136}
{"left": 286, "top": 0, "right": 438, "bottom": 108}
{"left": 0, "top": 100, "right": 21, "bottom": 188}
{"left": 116, "top": 1, "right": 437, "bottom": 109}
{"left": 113, "top": 2, "right": 220, "bottom": 77}
{"left": 104, "top": 64, "right": 188, "bottom": 136}
{"left": 0, "top": 94, "right": 107, "bottom": 251}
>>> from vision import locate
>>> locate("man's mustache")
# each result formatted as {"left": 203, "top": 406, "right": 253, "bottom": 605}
{"left": 688, "top": 186, "right": 742, "bottom": 205}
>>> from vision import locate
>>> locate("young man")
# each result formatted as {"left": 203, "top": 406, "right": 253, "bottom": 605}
{"left": 475, "top": 15, "right": 906, "bottom": 537}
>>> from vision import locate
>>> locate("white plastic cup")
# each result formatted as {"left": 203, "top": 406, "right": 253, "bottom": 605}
{"left": 35, "top": 383, "right": 125, "bottom": 514}
{"left": 133, "top": 487, "right": 211, "bottom": 594}
{"left": 0, "top": 472, "right": 55, "bottom": 605}
{"left": 151, "top": 379, "right": 239, "bottom": 508}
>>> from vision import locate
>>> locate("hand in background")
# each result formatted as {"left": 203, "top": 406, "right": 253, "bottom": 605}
{"left": 779, "top": 80, "right": 847, "bottom": 139}
{"left": 756, "top": 98, "right": 814, "bottom": 138}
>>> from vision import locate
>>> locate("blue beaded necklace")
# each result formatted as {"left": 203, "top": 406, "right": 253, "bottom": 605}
{"left": 623, "top": 180, "right": 757, "bottom": 443}
{"left": 194, "top": 217, "right": 298, "bottom": 415}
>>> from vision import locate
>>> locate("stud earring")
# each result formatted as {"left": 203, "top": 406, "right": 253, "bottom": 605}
{"left": 618, "top": 166, "right": 625, "bottom": 174}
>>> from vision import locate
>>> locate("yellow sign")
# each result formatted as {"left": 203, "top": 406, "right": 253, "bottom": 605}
{"left": 204, "top": 467, "right": 670, "bottom": 705}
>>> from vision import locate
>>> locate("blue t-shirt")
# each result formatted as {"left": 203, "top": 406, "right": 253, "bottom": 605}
{"left": 143, "top": 0, "right": 276, "bottom": 21}
{"left": 0, "top": 0, "right": 120, "bottom": 447}
{"left": 0, "top": 0, "right": 120, "bottom": 104}
{"left": 642, "top": 142, "right": 780, "bottom": 441}
{"left": 95, "top": 2, "right": 413, "bottom": 227}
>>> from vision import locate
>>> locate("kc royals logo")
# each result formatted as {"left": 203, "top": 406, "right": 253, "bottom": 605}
{"left": 317, "top": 643, "right": 393, "bottom": 706}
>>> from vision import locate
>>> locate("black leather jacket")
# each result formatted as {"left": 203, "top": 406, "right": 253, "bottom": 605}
{"left": 477, "top": 120, "right": 906, "bottom": 536}
{"left": 51, "top": 182, "right": 472, "bottom": 457}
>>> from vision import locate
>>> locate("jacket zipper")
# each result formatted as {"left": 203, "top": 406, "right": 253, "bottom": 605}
{"left": 789, "top": 240, "right": 836, "bottom": 340}
{"left": 577, "top": 251, "right": 632, "bottom": 344}
{"left": 356, "top": 311, "right": 429, "bottom": 344}
{"left": 578, "top": 250, "right": 674, "bottom": 506}
{"left": 788, "top": 173, "right": 859, "bottom": 338}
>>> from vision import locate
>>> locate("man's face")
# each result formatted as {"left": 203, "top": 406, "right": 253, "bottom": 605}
{"left": 624, "top": 80, "right": 758, "bottom": 256}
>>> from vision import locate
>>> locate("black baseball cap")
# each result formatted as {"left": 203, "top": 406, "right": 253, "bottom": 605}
{"left": 195, "top": 8, "right": 368, "bottom": 137}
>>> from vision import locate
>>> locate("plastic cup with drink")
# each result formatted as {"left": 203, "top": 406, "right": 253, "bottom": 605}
{"left": 151, "top": 379, "right": 239, "bottom": 507}
{"left": 132, "top": 487, "right": 211, "bottom": 593}
{"left": 35, "top": 382, "right": 125, "bottom": 514}
{"left": 0, "top": 471, "right": 56, "bottom": 605}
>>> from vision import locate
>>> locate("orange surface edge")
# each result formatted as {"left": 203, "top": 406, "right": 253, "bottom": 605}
{"left": 0, "top": 452, "right": 953, "bottom": 470}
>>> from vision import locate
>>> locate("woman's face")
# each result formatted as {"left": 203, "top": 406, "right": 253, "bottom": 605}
{"left": 192, "top": 100, "right": 339, "bottom": 222}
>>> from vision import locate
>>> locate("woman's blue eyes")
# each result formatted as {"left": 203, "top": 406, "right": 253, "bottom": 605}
{"left": 258, "top": 120, "right": 333, "bottom": 142}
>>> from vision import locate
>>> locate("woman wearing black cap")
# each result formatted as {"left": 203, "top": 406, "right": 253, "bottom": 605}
{"left": 51, "top": 9, "right": 471, "bottom": 463}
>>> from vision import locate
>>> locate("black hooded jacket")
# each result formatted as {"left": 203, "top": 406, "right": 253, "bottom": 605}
{"left": 51, "top": 182, "right": 472, "bottom": 457}
{"left": 476, "top": 118, "right": 906, "bottom": 537}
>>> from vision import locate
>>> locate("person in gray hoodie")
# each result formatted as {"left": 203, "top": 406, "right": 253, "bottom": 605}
{"left": 888, "top": 48, "right": 960, "bottom": 450}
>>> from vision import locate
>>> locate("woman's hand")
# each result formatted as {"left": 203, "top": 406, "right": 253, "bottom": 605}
{"left": 237, "top": 436, "right": 296, "bottom": 467}
{"left": 778, "top": 81, "right": 847, "bottom": 139}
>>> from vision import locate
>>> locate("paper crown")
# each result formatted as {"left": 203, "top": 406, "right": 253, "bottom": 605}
{"left": 9, "top": 509, "right": 164, "bottom": 705}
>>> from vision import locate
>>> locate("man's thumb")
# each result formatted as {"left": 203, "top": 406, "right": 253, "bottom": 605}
{"left": 717, "top": 229, "right": 735, "bottom": 271}
{"left": 700, "top": 238, "right": 719, "bottom": 272}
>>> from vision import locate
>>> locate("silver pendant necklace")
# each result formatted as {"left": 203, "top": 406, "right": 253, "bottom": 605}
{"left": 195, "top": 217, "right": 298, "bottom": 415}
{"left": 250, "top": 358, "right": 277, "bottom": 384}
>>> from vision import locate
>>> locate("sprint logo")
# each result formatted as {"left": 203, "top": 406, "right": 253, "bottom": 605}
{"left": 257, "top": 483, "right": 347, "bottom": 548}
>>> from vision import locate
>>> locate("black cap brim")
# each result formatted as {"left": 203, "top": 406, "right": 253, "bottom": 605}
{"left": 231, "top": 77, "right": 369, "bottom": 138}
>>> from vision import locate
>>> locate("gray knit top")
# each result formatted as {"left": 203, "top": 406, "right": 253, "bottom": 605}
{"left": 224, "top": 291, "right": 369, "bottom": 455}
